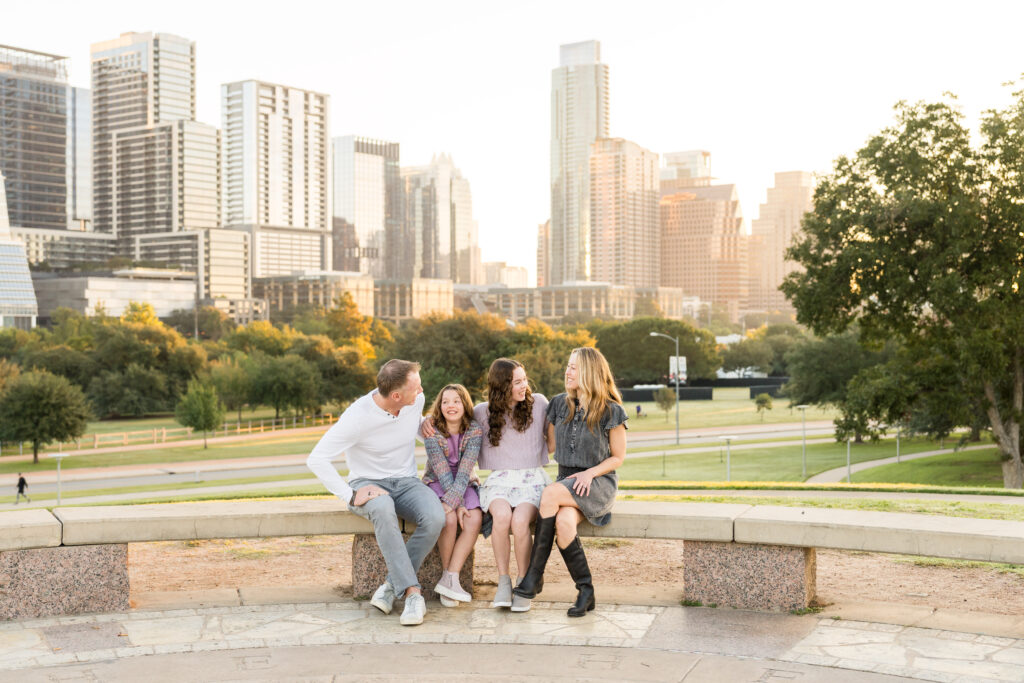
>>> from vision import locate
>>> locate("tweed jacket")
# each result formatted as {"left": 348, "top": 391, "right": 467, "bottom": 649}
{"left": 422, "top": 419, "right": 484, "bottom": 509}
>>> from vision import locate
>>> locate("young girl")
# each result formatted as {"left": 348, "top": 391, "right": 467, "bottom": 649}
{"left": 422, "top": 383, "right": 484, "bottom": 606}
{"left": 513, "top": 347, "right": 627, "bottom": 617}
{"left": 474, "top": 358, "right": 549, "bottom": 612}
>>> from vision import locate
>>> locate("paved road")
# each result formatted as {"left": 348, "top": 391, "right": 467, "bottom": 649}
{"left": 807, "top": 443, "right": 996, "bottom": 483}
{"left": 6, "top": 587, "right": 1024, "bottom": 681}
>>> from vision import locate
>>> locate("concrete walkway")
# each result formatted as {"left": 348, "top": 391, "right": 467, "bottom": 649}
{"left": 808, "top": 444, "right": 995, "bottom": 483}
{"left": 3, "top": 588, "right": 1024, "bottom": 681}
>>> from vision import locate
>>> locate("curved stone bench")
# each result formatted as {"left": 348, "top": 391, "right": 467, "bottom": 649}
{"left": 3, "top": 500, "right": 1023, "bottom": 619}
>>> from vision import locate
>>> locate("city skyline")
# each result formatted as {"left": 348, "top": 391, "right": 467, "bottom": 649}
{"left": 6, "top": 0, "right": 1023, "bottom": 285}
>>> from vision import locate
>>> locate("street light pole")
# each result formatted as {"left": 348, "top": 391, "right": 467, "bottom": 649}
{"left": 723, "top": 436, "right": 733, "bottom": 482}
{"left": 796, "top": 405, "right": 809, "bottom": 480}
{"left": 53, "top": 452, "right": 67, "bottom": 505}
{"left": 649, "top": 332, "right": 680, "bottom": 445}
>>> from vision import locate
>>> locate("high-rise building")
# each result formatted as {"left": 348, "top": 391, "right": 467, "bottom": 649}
{"left": 749, "top": 171, "right": 814, "bottom": 313}
{"left": 222, "top": 80, "right": 330, "bottom": 276}
{"left": 331, "top": 136, "right": 401, "bottom": 278}
{"left": 589, "top": 138, "right": 659, "bottom": 288}
{"left": 661, "top": 150, "right": 711, "bottom": 182}
{"left": 66, "top": 86, "right": 91, "bottom": 230}
{"left": 401, "top": 154, "right": 480, "bottom": 284}
{"left": 660, "top": 182, "right": 748, "bottom": 322}
{"left": 483, "top": 261, "right": 529, "bottom": 288}
{"left": 91, "top": 32, "right": 196, "bottom": 237}
{"left": 536, "top": 219, "right": 550, "bottom": 287}
{"left": 0, "top": 45, "right": 68, "bottom": 231}
{"left": 0, "top": 172, "right": 38, "bottom": 329}
{"left": 550, "top": 40, "right": 609, "bottom": 285}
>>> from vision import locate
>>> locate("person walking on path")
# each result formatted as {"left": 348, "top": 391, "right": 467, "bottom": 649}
{"left": 474, "top": 358, "right": 551, "bottom": 612}
{"left": 306, "top": 359, "right": 444, "bottom": 626}
{"left": 15, "top": 473, "right": 30, "bottom": 504}
{"left": 513, "top": 347, "right": 628, "bottom": 617}
{"left": 422, "top": 384, "right": 484, "bottom": 607}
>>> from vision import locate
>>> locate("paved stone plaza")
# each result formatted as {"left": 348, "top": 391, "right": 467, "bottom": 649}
{"left": 1, "top": 594, "right": 1023, "bottom": 681}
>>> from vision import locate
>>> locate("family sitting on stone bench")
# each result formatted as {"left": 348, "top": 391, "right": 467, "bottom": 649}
{"left": 306, "top": 350, "right": 627, "bottom": 626}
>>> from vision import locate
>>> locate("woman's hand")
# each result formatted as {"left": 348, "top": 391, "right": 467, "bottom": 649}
{"left": 441, "top": 501, "right": 454, "bottom": 515}
{"left": 564, "top": 469, "right": 595, "bottom": 497}
{"left": 457, "top": 506, "right": 469, "bottom": 529}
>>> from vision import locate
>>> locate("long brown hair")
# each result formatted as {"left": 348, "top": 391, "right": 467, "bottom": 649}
{"left": 486, "top": 358, "right": 534, "bottom": 447}
{"left": 429, "top": 384, "right": 474, "bottom": 438}
{"left": 565, "top": 347, "right": 622, "bottom": 431}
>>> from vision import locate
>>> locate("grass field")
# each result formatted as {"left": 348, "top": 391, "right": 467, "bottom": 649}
{"left": 852, "top": 448, "right": 1005, "bottom": 488}
{"left": 625, "top": 387, "right": 837, "bottom": 431}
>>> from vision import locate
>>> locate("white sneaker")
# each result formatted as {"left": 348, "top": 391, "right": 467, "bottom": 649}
{"left": 434, "top": 572, "right": 472, "bottom": 603}
{"left": 439, "top": 595, "right": 459, "bottom": 608}
{"left": 370, "top": 580, "right": 395, "bottom": 615}
{"left": 492, "top": 575, "right": 513, "bottom": 608}
{"left": 400, "top": 593, "right": 426, "bottom": 625}
{"left": 510, "top": 591, "right": 532, "bottom": 613}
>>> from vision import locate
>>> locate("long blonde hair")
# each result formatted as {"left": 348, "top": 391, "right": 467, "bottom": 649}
{"left": 565, "top": 347, "right": 622, "bottom": 431}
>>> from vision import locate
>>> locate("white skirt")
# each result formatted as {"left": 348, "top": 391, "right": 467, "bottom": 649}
{"left": 479, "top": 467, "right": 551, "bottom": 512}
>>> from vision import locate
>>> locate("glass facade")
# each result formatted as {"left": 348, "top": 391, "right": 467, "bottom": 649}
{"left": 331, "top": 136, "right": 400, "bottom": 277}
{"left": 0, "top": 171, "right": 38, "bottom": 328}
{"left": 91, "top": 32, "right": 196, "bottom": 236}
{"left": 0, "top": 45, "right": 68, "bottom": 231}
{"left": 66, "top": 86, "right": 91, "bottom": 229}
{"left": 550, "top": 40, "right": 609, "bottom": 285}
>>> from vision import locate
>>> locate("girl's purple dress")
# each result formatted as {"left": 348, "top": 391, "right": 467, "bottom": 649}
{"left": 427, "top": 432, "right": 481, "bottom": 509}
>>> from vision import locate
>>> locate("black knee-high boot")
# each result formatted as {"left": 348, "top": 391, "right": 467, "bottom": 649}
{"left": 512, "top": 515, "right": 555, "bottom": 598}
{"left": 559, "top": 536, "right": 596, "bottom": 617}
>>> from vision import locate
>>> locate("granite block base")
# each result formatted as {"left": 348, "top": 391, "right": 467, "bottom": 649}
{"left": 683, "top": 540, "right": 816, "bottom": 612}
{"left": 352, "top": 533, "right": 473, "bottom": 602}
{"left": 0, "top": 544, "right": 129, "bottom": 620}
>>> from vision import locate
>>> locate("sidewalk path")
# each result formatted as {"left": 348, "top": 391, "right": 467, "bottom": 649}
{"left": 808, "top": 444, "right": 995, "bottom": 483}
{"left": 3, "top": 590, "right": 1023, "bottom": 681}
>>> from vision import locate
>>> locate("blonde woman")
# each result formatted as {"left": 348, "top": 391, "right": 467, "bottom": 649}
{"left": 512, "top": 347, "right": 627, "bottom": 617}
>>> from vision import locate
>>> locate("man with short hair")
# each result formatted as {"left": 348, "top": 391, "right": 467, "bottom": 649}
{"left": 307, "top": 359, "right": 444, "bottom": 626}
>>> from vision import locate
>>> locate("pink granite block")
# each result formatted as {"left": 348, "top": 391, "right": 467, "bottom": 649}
{"left": 0, "top": 544, "right": 129, "bottom": 620}
{"left": 683, "top": 540, "right": 816, "bottom": 612}
{"left": 352, "top": 533, "right": 473, "bottom": 602}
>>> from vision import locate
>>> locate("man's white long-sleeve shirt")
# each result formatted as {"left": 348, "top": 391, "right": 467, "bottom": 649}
{"left": 306, "top": 390, "right": 425, "bottom": 502}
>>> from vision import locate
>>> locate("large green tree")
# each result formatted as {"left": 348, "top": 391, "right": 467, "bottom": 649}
{"left": 586, "top": 317, "right": 720, "bottom": 386}
{"left": 249, "top": 354, "right": 321, "bottom": 419}
{"left": 781, "top": 92, "right": 1024, "bottom": 487}
{"left": 0, "top": 370, "right": 91, "bottom": 463}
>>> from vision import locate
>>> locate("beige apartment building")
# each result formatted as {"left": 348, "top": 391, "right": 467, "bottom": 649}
{"left": 748, "top": 171, "right": 814, "bottom": 313}
{"left": 589, "top": 138, "right": 659, "bottom": 288}
{"left": 374, "top": 278, "right": 453, "bottom": 324}
{"left": 660, "top": 182, "right": 748, "bottom": 322}
{"left": 252, "top": 271, "right": 374, "bottom": 318}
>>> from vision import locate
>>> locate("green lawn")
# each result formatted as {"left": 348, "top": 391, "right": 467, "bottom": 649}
{"left": 853, "top": 448, "right": 1005, "bottom": 488}
{"left": 626, "top": 387, "right": 837, "bottom": 432}
{"left": 613, "top": 435, "right": 969, "bottom": 482}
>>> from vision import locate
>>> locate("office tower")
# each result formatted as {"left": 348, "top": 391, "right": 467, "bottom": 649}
{"left": 0, "top": 172, "right": 38, "bottom": 329}
{"left": 66, "top": 86, "right": 91, "bottom": 229}
{"left": 661, "top": 150, "right": 711, "bottom": 182}
{"left": 660, "top": 182, "right": 748, "bottom": 322}
{"left": 749, "top": 171, "right": 814, "bottom": 312}
{"left": 589, "top": 138, "right": 659, "bottom": 288}
{"left": 536, "top": 219, "right": 550, "bottom": 287}
{"left": 550, "top": 40, "right": 609, "bottom": 284}
{"left": 111, "top": 120, "right": 220, "bottom": 247}
{"left": 401, "top": 153, "right": 481, "bottom": 284}
{"left": 483, "top": 261, "right": 529, "bottom": 288}
{"left": 222, "top": 80, "right": 330, "bottom": 276}
{"left": 91, "top": 32, "right": 196, "bottom": 237}
{"left": 331, "top": 136, "right": 401, "bottom": 277}
{"left": 0, "top": 45, "right": 68, "bottom": 231}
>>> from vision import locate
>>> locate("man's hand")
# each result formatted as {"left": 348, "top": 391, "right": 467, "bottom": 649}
{"left": 420, "top": 417, "right": 437, "bottom": 438}
{"left": 352, "top": 485, "right": 389, "bottom": 506}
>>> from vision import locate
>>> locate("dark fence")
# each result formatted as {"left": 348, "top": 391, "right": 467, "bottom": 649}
{"left": 749, "top": 385, "right": 785, "bottom": 399}
{"left": 687, "top": 377, "right": 788, "bottom": 388}
{"left": 620, "top": 387, "right": 714, "bottom": 402}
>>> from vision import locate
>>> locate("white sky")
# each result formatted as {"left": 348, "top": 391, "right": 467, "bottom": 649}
{"left": 7, "top": 0, "right": 1024, "bottom": 285}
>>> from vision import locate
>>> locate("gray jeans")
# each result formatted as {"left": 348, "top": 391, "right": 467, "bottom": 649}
{"left": 348, "top": 476, "right": 445, "bottom": 596}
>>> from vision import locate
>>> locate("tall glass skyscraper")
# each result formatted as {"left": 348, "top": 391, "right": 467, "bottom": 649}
{"left": 550, "top": 40, "right": 608, "bottom": 284}
{"left": 222, "top": 80, "right": 330, "bottom": 276}
{"left": 0, "top": 172, "right": 38, "bottom": 329}
{"left": 66, "top": 86, "right": 91, "bottom": 229}
{"left": 0, "top": 44, "right": 69, "bottom": 231}
{"left": 401, "top": 154, "right": 480, "bottom": 284}
{"left": 331, "top": 136, "right": 401, "bottom": 278}
{"left": 91, "top": 32, "right": 196, "bottom": 238}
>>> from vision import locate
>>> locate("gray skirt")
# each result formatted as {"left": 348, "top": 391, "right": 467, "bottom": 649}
{"left": 555, "top": 465, "right": 617, "bottom": 527}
